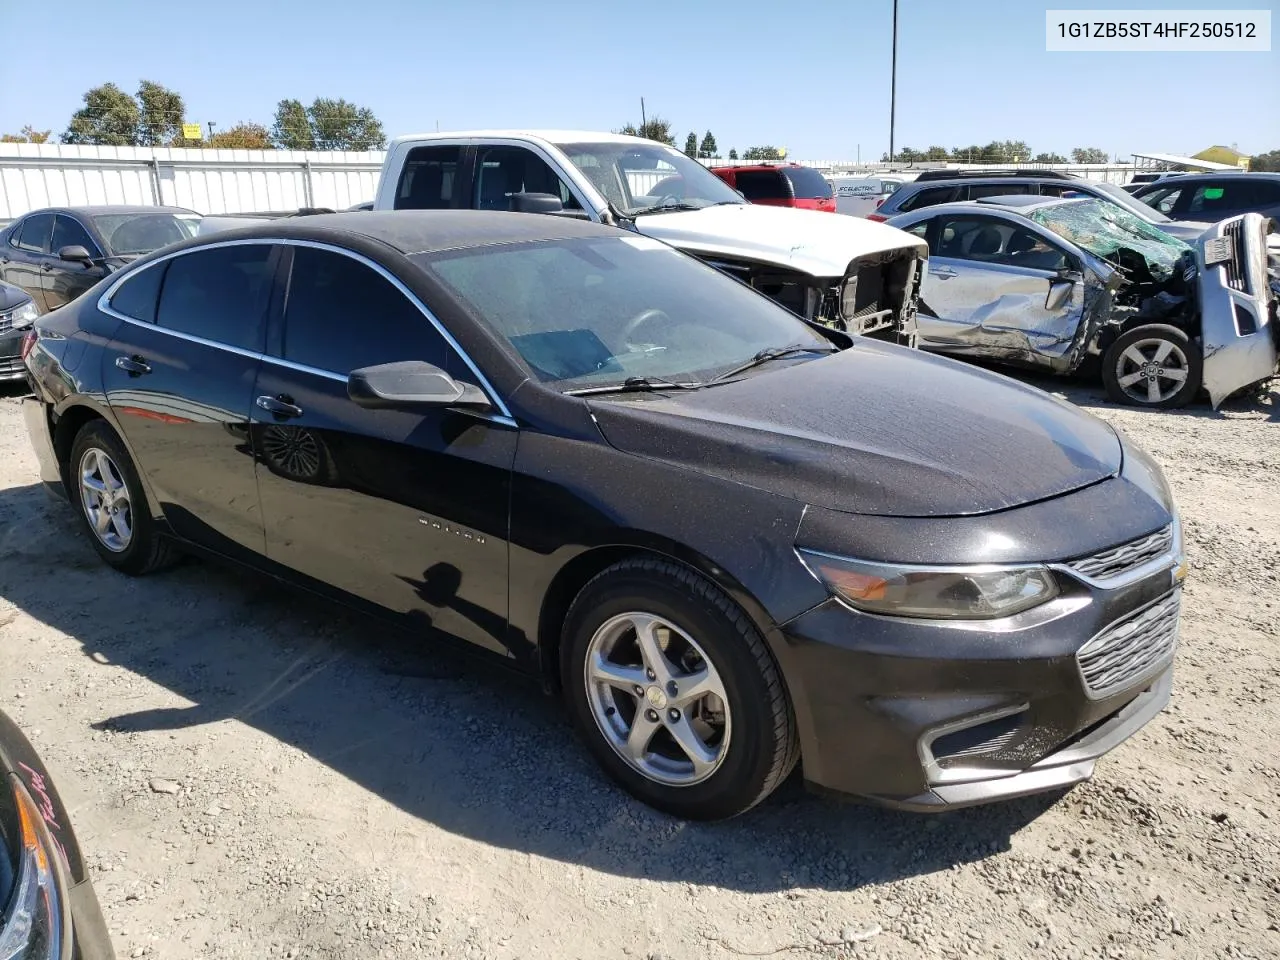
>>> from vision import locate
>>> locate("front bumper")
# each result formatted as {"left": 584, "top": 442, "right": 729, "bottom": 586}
{"left": 0, "top": 329, "right": 27, "bottom": 381}
{"left": 779, "top": 520, "right": 1183, "bottom": 811}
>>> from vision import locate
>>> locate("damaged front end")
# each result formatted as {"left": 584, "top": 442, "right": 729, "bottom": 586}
{"left": 698, "top": 248, "right": 924, "bottom": 346}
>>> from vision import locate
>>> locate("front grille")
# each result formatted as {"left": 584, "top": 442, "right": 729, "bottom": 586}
{"left": 0, "top": 355, "right": 25, "bottom": 376}
{"left": 1077, "top": 590, "right": 1180, "bottom": 697}
{"left": 1222, "top": 220, "right": 1248, "bottom": 293}
{"left": 1067, "top": 525, "right": 1173, "bottom": 581}
{"left": 0, "top": 313, "right": 13, "bottom": 334}
{"left": 932, "top": 710, "right": 1027, "bottom": 766}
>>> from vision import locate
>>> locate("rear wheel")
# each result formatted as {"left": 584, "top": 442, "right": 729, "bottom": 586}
{"left": 1101, "top": 324, "right": 1202, "bottom": 408}
{"left": 69, "top": 421, "right": 178, "bottom": 575}
{"left": 562, "top": 558, "right": 798, "bottom": 820}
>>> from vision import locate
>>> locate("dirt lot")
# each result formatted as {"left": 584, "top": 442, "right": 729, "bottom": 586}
{"left": 0, "top": 374, "right": 1277, "bottom": 960}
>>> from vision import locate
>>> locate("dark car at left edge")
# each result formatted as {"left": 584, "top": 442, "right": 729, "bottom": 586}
{"left": 0, "top": 279, "right": 40, "bottom": 383}
{"left": 0, "top": 207, "right": 201, "bottom": 315}
{"left": 19, "top": 210, "right": 1187, "bottom": 821}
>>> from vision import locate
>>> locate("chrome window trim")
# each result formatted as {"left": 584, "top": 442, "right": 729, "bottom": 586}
{"left": 96, "top": 236, "right": 516, "bottom": 425}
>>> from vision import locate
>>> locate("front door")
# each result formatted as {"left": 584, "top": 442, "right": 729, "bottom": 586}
{"left": 915, "top": 213, "right": 1083, "bottom": 363}
{"left": 100, "top": 242, "right": 278, "bottom": 558}
{"left": 44, "top": 214, "right": 108, "bottom": 310}
{"left": 1, "top": 213, "right": 55, "bottom": 311}
{"left": 253, "top": 244, "right": 517, "bottom": 656}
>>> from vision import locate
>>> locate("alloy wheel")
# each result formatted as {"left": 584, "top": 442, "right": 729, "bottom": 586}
{"left": 583, "top": 611, "right": 732, "bottom": 786}
{"left": 78, "top": 447, "right": 133, "bottom": 553}
{"left": 1113, "top": 337, "right": 1191, "bottom": 405}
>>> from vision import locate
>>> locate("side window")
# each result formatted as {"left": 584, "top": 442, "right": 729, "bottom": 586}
{"left": 155, "top": 245, "right": 274, "bottom": 351}
{"left": 935, "top": 216, "right": 1068, "bottom": 271}
{"left": 1251, "top": 179, "right": 1280, "bottom": 204}
{"left": 281, "top": 247, "right": 448, "bottom": 375}
{"left": 1142, "top": 185, "right": 1183, "bottom": 214}
{"left": 903, "top": 221, "right": 930, "bottom": 243}
{"left": 1186, "top": 181, "right": 1242, "bottom": 215}
{"left": 108, "top": 262, "right": 168, "bottom": 323}
{"left": 51, "top": 215, "right": 101, "bottom": 257}
{"left": 899, "top": 186, "right": 957, "bottom": 211}
{"left": 16, "top": 214, "right": 54, "bottom": 254}
{"left": 966, "top": 182, "right": 1034, "bottom": 200}
{"left": 473, "top": 146, "right": 582, "bottom": 211}
{"left": 1037, "top": 183, "right": 1075, "bottom": 197}
{"left": 733, "top": 170, "right": 790, "bottom": 201}
{"left": 395, "top": 146, "right": 461, "bottom": 210}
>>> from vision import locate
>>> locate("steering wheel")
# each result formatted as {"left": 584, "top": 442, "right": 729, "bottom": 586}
{"left": 621, "top": 308, "right": 673, "bottom": 343}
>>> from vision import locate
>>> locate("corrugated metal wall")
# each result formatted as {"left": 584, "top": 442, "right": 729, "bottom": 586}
{"left": 0, "top": 144, "right": 384, "bottom": 219}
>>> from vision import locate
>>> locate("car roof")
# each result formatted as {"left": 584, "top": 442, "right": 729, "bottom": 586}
{"left": 1135, "top": 171, "right": 1279, "bottom": 183}
{"left": 896, "top": 197, "right": 1085, "bottom": 219}
{"left": 20, "top": 205, "right": 197, "bottom": 218}
{"left": 172, "top": 210, "right": 628, "bottom": 256}
{"left": 390, "top": 129, "right": 656, "bottom": 148}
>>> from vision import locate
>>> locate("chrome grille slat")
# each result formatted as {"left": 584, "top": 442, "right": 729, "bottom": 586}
{"left": 1222, "top": 220, "right": 1248, "bottom": 294}
{"left": 1077, "top": 590, "right": 1180, "bottom": 696}
{"left": 1066, "top": 526, "right": 1173, "bottom": 581}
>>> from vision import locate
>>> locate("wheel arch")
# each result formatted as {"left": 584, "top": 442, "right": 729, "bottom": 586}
{"left": 51, "top": 399, "right": 164, "bottom": 520}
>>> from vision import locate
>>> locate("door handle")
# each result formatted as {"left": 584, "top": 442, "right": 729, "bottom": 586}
{"left": 41, "top": 263, "right": 55, "bottom": 272}
{"left": 256, "top": 395, "right": 303, "bottom": 420}
{"left": 114, "top": 355, "right": 152, "bottom": 376}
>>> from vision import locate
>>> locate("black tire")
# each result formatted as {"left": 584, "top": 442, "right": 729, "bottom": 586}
{"left": 1101, "top": 324, "right": 1202, "bottom": 409}
{"left": 561, "top": 557, "right": 799, "bottom": 820}
{"left": 68, "top": 420, "right": 179, "bottom": 575}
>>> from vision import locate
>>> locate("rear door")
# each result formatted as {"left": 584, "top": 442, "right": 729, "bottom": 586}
{"left": 252, "top": 243, "right": 517, "bottom": 656}
{"left": 1, "top": 214, "right": 54, "bottom": 310}
{"left": 44, "top": 214, "right": 108, "bottom": 310}
{"left": 100, "top": 242, "right": 279, "bottom": 559}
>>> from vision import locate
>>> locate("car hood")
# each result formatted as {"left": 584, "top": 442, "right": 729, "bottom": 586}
{"left": 589, "top": 341, "right": 1122, "bottom": 517}
{"left": 0, "top": 281, "right": 32, "bottom": 313}
{"left": 633, "top": 203, "right": 928, "bottom": 277}
{"left": 1160, "top": 219, "right": 1214, "bottom": 242}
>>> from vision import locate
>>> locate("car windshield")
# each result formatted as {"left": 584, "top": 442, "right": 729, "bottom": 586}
{"left": 555, "top": 141, "right": 747, "bottom": 216}
{"left": 1089, "top": 180, "right": 1172, "bottom": 223}
{"left": 418, "top": 236, "right": 830, "bottom": 391}
{"left": 1029, "top": 199, "right": 1190, "bottom": 280}
{"left": 92, "top": 212, "right": 202, "bottom": 255}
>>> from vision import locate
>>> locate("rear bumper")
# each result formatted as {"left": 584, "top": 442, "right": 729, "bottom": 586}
{"left": 21, "top": 396, "right": 66, "bottom": 498}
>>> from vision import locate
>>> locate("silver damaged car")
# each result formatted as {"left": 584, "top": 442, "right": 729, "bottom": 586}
{"left": 888, "top": 195, "right": 1278, "bottom": 408}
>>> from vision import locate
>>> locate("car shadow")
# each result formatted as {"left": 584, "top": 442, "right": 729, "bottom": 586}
{"left": 0, "top": 480, "right": 1063, "bottom": 894}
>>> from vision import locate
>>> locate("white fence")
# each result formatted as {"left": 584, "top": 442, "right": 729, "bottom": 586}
{"left": 0, "top": 144, "right": 384, "bottom": 220}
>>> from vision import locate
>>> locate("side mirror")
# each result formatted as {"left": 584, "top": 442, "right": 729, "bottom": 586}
{"left": 509, "top": 192, "right": 563, "bottom": 214}
{"left": 58, "top": 245, "right": 93, "bottom": 263}
{"left": 347, "top": 361, "right": 491, "bottom": 412}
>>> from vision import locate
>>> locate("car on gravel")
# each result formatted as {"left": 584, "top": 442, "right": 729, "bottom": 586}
{"left": 373, "top": 131, "right": 926, "bottom": 339}
{"left": 21, "top": 210, "right": 1187, "bottom": 819}
{"left": 0, "top": 279, "right": 39, "bottom": 383}
{"left": 887, "top": 195, "right": 1278, "bottom": 408}
{"left": 0, "top": 705, "right": 114, "bottom": 957}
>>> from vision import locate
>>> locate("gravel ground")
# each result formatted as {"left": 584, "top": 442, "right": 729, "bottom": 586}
{"left": 0, "top": 373, "right": 1278, "bottom": 960}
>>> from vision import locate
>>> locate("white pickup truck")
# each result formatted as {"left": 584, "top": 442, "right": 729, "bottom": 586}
{"left": 373, "top": 130, "right": 928, "bottom": 341}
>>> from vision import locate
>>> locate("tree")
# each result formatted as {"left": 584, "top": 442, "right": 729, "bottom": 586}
{"left": 307, "top": 98, "right": 386, "bottom": 150}
{"left": 136, "top": 80, "right": 185, "bottom": 146}
{"left": 1249, "top": 149, "right": 1280, "bottom": 172}
{"left": 272, "top": 99, "right": 314, "bottom": 150}
{"left": 0, "top": 125, "right": 52, "bottom": 144}
{"left": 743, "top": 145, "right": 782, "bottom": 161}
{"left": 63, "top": 83, "right": 142, "bottom": 146}
{"left": 1071, "top": 147, "right": 1109, "bottom": 164}
{"left": 728, "top": 148, "right": 738, "bottom": 160}
{"left": 207, "top": 122, "right": 274, "bottom": 150}
{"left": 924, "top": 145, "right": 949, "bottom": 161}
{"left": 617, "top": 116, "right": 676, "bottom": 146}
{"left": 684, "top": 132, "right": 698, "bottom": 157}
{"left": 1033, "top": 151, "right": 1067, "bottom": 163}
{"left": 699, "top": 130, "right": 718, "bottom": 158}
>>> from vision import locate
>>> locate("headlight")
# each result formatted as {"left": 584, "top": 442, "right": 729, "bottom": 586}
{"left": 0, "top": 776, "right": 70, "bottom": 960}
{"left": 3, "top": 301, "right": 39, "bottom": 332}
{"left": 798, "top": 550, "right": 1059, "bottom": 620}
{"left": 840, "top": 275, "right": 858, "bottom": 318}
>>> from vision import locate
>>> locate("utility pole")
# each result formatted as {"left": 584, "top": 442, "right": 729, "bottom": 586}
{"left": 640, "top": 97, "right": 647, "bottom": 130}
{"left": 207, "top": 121, "right": 216, "bottom": 139}
{"left": 888, "top": 0, "right": 898, "bottom": 164}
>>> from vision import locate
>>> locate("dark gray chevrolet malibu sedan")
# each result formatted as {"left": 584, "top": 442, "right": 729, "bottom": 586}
{"left": 19, "top": 211, "right": 1186, "bottom": 820}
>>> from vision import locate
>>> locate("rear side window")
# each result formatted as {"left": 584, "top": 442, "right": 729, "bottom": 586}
{"left": 108, "top": 262, "right": 168, "bottom": 323}
{"left": 281, "top": 247, "right": 447, "bottom": 374}
{"left": 395, "top": 146, "right": 461, "bottom": 210}
{"left": 966, "top": 182, "right": 1034, "bottom": 200}
{"left": 16, "top": 214, "right": 54, "bottom": 254}
{"left": 899, "top": 186, "right": 957, "bottom": 211}
{"left": 51, "top": 215, "right": 100, "bottom": 257}
{"left": 733, "top": 170, "right": 790, "bottom": 201}
{"left": 782, "top": 167, "right": 833, "bottom": 200}
{"left": 1186, "top": 181, "right": 1255, "bottom": 215}
{"left": 155, "top": 245, "right": 274, "bottom": 351}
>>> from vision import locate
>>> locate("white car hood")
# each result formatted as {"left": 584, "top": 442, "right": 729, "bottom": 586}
{"left": 633, "top": 203, "right": 928, "bottom": 277}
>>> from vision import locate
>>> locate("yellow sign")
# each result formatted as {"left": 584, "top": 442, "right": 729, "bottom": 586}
{"left": 778, "top": 147, "right": 787, "bottom": 159}
{"left": 1237, "top": 158, "right": 1251, "bottom": 170}
{"left": 181, "top": 123, "right": 203, "bottom": 141}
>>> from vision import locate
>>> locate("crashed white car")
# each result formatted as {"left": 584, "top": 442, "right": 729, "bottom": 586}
{"left": 887, "top": 195, "right": 1277, "bottom": 408}
{"left": 374, "top": 131, "right": 927, "bottom": 341}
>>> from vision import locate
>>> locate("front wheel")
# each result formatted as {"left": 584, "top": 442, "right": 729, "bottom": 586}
{"left": 562, "top": 558, "right": 798, "bottom": 820}
{"left": 1101, "top": 324, "right": 1202, "bottom": 408}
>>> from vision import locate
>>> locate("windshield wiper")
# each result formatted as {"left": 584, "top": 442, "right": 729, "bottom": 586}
{"left": 626, "top": 199, "right": 705, "bottom": 217}
{"left": 707, "top": 343, "right": 837, "bottom": 384}
{"left": 566, "top": 375, "right": 703, "bottom": 397}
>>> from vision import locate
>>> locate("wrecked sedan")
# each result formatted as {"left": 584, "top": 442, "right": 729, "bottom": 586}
{"left": 23, "top": 211, "right": 1186, "bottom": 819}
{"left": 888, "top": 195, "right": 1278, "bottom": 408}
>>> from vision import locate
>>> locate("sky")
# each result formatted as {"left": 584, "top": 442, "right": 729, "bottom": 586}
{"left": 1, "top": 0, "right": 1276, "bottom": 160}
